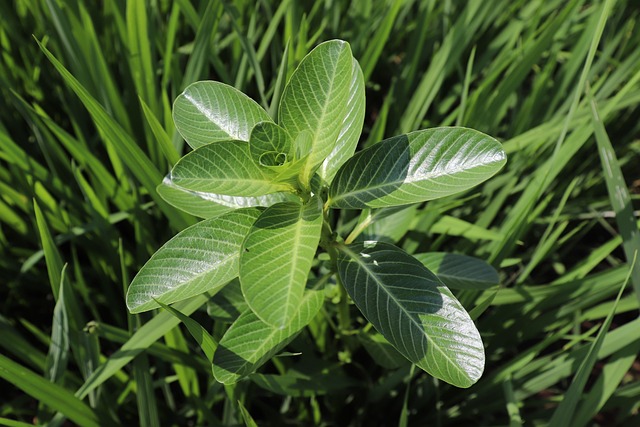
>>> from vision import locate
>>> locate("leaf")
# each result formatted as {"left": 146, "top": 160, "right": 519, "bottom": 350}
{"left": 318, "top": 58, "right": 366, "bottom": 184}
{"left": 328, "top": 127, "right": 507, "bottom": 209}
{"left": 206, "top": 279, "right": 248, "bottom": 322}
{"left": 240, "top": 196, "right": 323, "bottom": 327}
{"left": 212, "top": 289, "right": 324, "bottom": 384}
{"left": 126, "top": 208, "right": 261, "bottom": 313}
{"left": 154, "top": 299, "right": 217, "bottom": 362}
{"left": 170, "top": 140, "right": 294, "bottom": 196}
{"left": 173, "top": 81, "right": 273, "bottom": 149}
{"left": 279, "top": 40, "right": 354, "bottom": 186}
{"left": 413, "top": 252, "right": 499, "bottom": 290}
{"left": 0, "top": 354, "right": 101, "bottom": 427}
{"left": 158, "top": 173, "right": 298, "bottom": 219}
{"left": 249, "top": 121, "right": 293, "bottom": 167}
{"left": 336, "top": 242, "right": 485, "bottom": 388}
{"left": 358, "top": 332, "right": 409, "bottom": 369}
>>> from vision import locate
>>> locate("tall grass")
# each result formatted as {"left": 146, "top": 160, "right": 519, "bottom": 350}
{"left": 1, "top": 0, "right": 639, "bottom": 425}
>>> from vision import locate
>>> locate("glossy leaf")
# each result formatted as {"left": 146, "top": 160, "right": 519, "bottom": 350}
{"left": 329, "top": 127, "right": 507, "bottom": 209}
{"left": 170, "top": 140, "right": 294, "bottom": 196}
{"left": 249, "top": 121, "right": 293, "bottom": 167}
{"left": 413, "top": 252, "right": 499, "bottom": 290}
{"left": 336, "top": 242, "right": 485, "bottom": 388}
{"left": 173, "top": 81, "right": 273, "bottom": 149}
{"left": 318, "top": 58, "right": 366, "bottom": 184}
{"left": 240, "top": 197, "right": 323, "bottom": 327}
{"left": 157, "top": 173, "right": 297, "bottom": 219}
{"left": 212, "top": 289, "right": 324, "bottom": 384}
{"left": 127, "top": 209, "right": 261, "bottom": 313}
{"left": 279, "top": 40, "right": 353, "bottom": 186}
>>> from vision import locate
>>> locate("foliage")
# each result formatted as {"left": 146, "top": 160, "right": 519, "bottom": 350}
{"left": 127, "top": 40, "right": 506, "bottom": 389}
{"left": 1, "top": 0, "right": 639, "bottom": 426}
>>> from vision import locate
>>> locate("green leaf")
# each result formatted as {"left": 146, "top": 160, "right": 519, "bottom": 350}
{"left": 329, "top": 127, "right": 507, "bottom": 209}
{"left": 358, "top": 332, "right": 409, "bottom": 369}
{"left": 249, "top": 121, "right": 293, "bottom": 167}
{"left": 240, "top": 196, "right": 323, "bottom": 327}
{"left": 206, "top": 278, "right": 248, "bottom": 322}
{"left": 413, "top": 252, "right": 500, "bottom": 290}
{"left": 318, "top": 58, "right": 366, "bottom": 184}
{"left": 212, "top": 289, "right": 324, "bottom": 384}
{"left": 0, "top": 354, "right": 101, "bottom": 427}
{"left": 158, "top": 173, "right": 298, "bottom": 219}
{"left": 279, "top": 40, "right": 354, "bottom": 186}
{"left": 154, "top": 299, "right": 217, "bottom": 362}
{"left": 45, "top": 265, "right": 70, "bottom": 384}
{"left": 336, "top": 242, "right": 484, "bottom": 388}
{"left": 170, "top": 140, "right": 294, "bottom": 196}
{"left": 173, "top": 81, "right": 273, "bottom": 149}
{"left": 126, "top": 208, "right": 262, "bottom": 313}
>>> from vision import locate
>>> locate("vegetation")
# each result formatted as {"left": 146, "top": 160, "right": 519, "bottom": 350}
{"left": 1, "top": 0, "right": 639, "bottom": 426}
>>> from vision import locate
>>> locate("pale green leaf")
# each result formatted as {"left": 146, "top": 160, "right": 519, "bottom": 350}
{"left": 329, "top": 127, "right": 507, "bottom": 209}
{"left": 249, "top": 121, "right": 293, "bottom": 167}
{"left": 336, "top": 242, "right": 485, "bottom": 388}
{"left": 279, "top": 40, "right": 353, "bottom": 186}
{"left": 212, "top": 289, "right": 324, "bottom": 384}
{"left": 240, "top": 196, "right": 323, "bottom": 327}
{"left": 157, "top": 173, "right": 298, "bottom": 219}
{"left": 127, "top": 208, "right": 261, "bottom": 313}
{"left": 170, "top": 140, "right": 294, "bottom": 196}
{"left": 318, "top": 58, "right": 366, "bottom": 184}
{"left": 413, "top": 252, "right": 500, "bottom": 290}
{"left": 173, "top": 81, "right": 273, "bottom": 149}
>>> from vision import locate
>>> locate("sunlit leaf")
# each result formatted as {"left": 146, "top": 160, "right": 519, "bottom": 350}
{"left": 240, "top": 197, "right": 323, "bottom": 327}
{"left": 157, "top": 173, "right": 298, "bottom": 219}
{"left": 329, "top": 127, "right": 506, "bottom": 209}
{"left": 318, "top": 58, "right": 366, "bottom": 184}
{"left": 170, "top": 140, "right": 294, "bottom": 196}
{"left": 127, "top": 209, "right": 261, "bottom": 313}
{"left": 212, "top": 289, "right": 324, "bottom": 384}
{"left": 174, "top": 81, "right": 272, "bottom": 149}
{"left": 336, "top": 242, "right": 485, "bottom": 387}
{"left": 279, "top": 40, "right": 353, "bottom": 186}
{"left": 249, "top": 121, "right": 293, "bottom": 167}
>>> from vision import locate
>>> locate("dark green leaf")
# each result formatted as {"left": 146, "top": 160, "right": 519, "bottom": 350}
{"left": 336, "top": 242, "right": 484, "bottom": 388}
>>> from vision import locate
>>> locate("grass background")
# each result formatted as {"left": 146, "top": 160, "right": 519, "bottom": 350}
{"left": 1, "top": 0, "right": 639, "bottom": 425}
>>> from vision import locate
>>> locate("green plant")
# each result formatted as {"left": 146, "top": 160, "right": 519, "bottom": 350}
{"left": 125, "top": 39, "right": 506, "bottom": 388}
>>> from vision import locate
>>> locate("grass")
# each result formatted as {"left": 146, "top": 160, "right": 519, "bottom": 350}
{"left": 1, "top": 0, "right": 639, "bottom": 425}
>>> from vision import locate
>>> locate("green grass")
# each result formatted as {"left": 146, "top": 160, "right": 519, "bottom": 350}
{"left": 1, "top": 0, "right": 639, "bottom": 425}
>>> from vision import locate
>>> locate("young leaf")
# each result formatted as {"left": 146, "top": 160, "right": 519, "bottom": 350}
{"left": 240, "top": 196, "right": 323, "bottom": 327}
{"left": 249, "top": 121, "right": 293, "bottom": 167}
{"left": 173, "top": 81, "right": 273, "bottom": 149}
{"left": 126, "top": 208, "right": 262, "bottom": 313}
{"left": 279, "top": 40, "right": 353, "bottom": 186}
{"left": 158, "top": 173, "right": 298, "bottom": 219}
{"left": 212, "top": 289, "right": 324, "bottom": 384}
{"left": 328, "top": 127, "right": 507, "bottom": 209}
{"left": 413, "top": 252, "right": 500, "bottom": 290}
{"left": 170, "top": 140, "right": 294, "bottom": 196}
{"left": 318, "top": 58, "right": 366, "bottom": 184}
{"left": 336, "top": 242, "right": 485, "bottom": 388}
